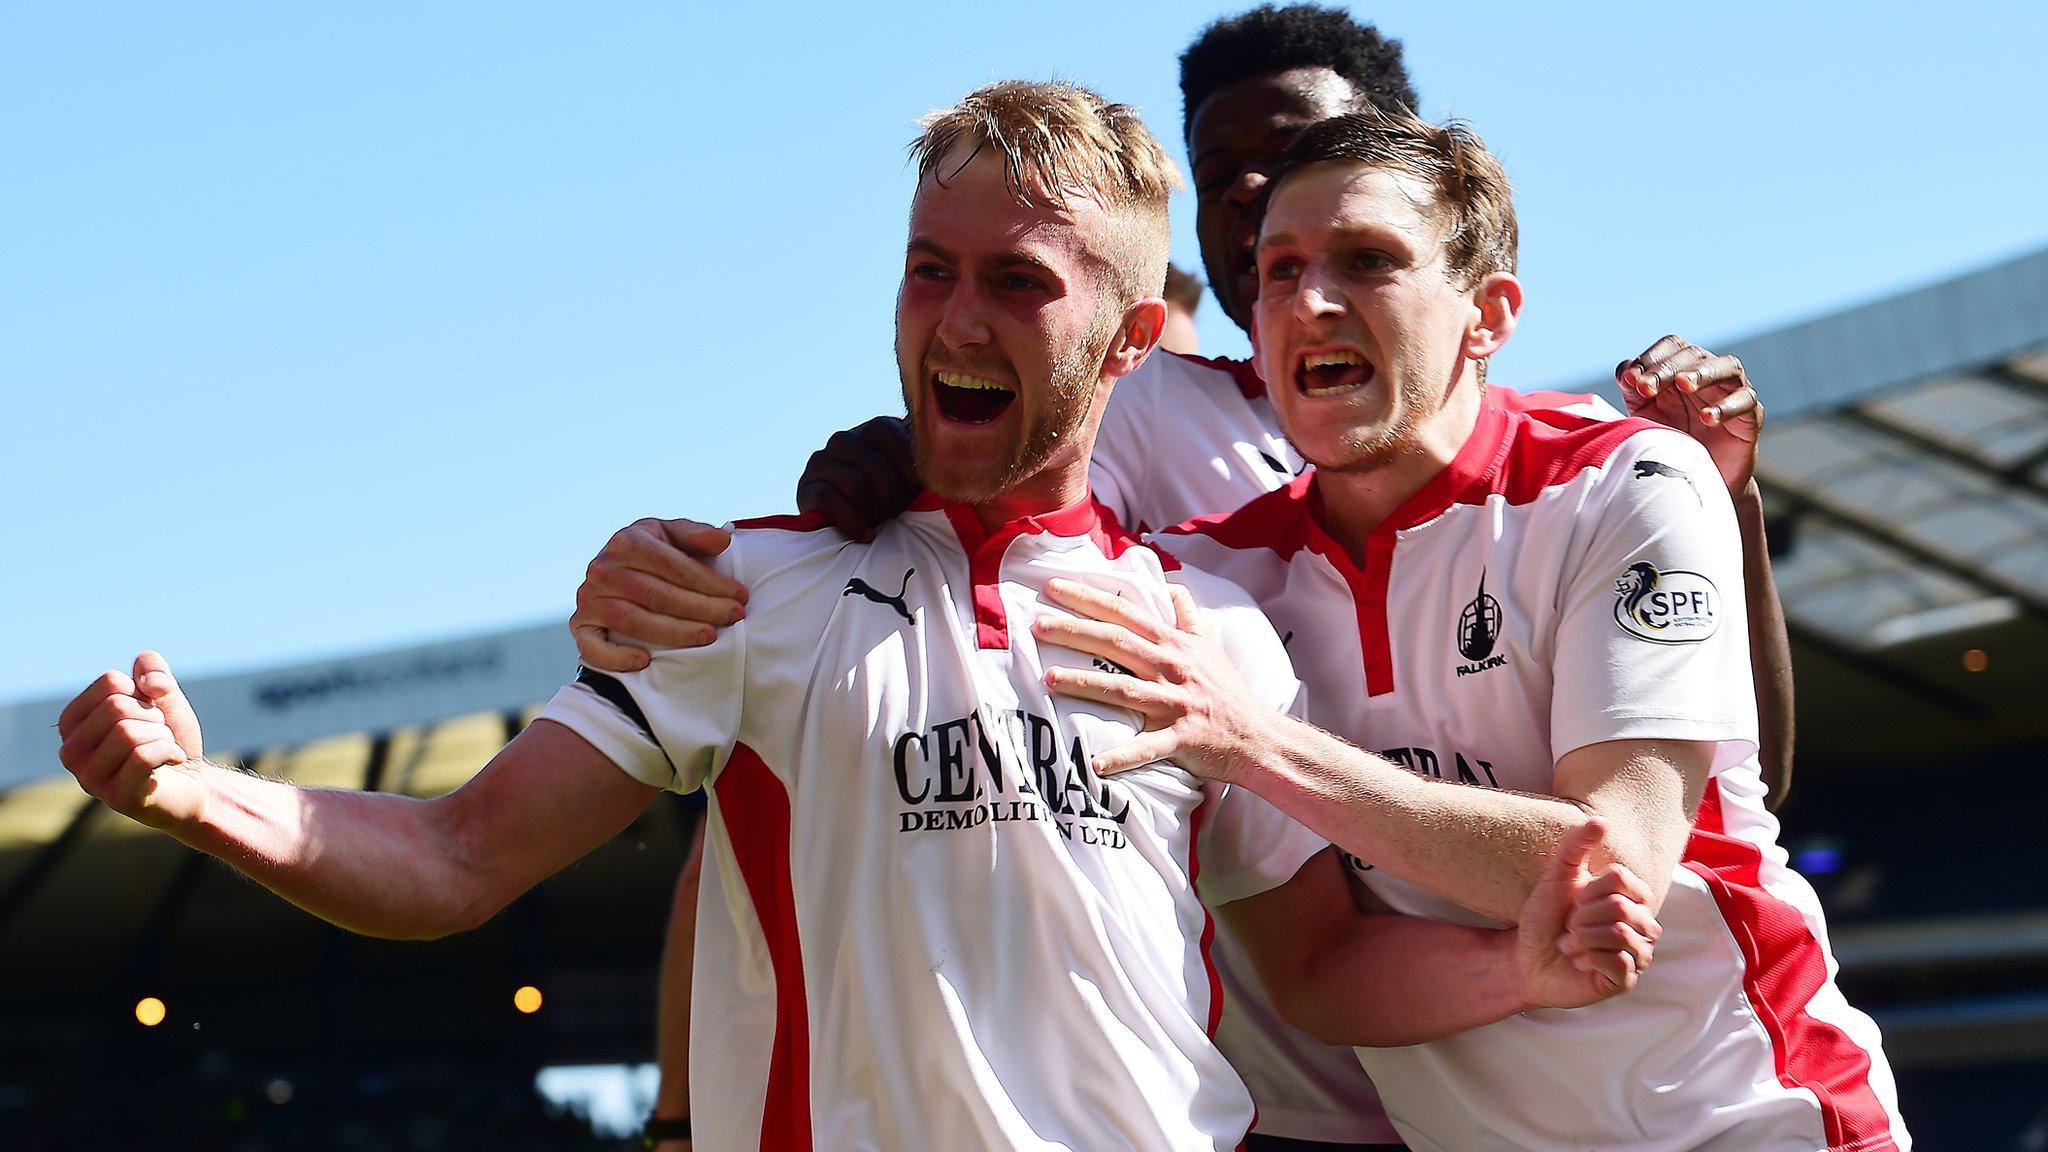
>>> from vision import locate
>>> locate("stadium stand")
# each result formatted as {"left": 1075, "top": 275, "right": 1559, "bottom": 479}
{"left": 4, "top": 245, "right": 2047, "bottom": 1148}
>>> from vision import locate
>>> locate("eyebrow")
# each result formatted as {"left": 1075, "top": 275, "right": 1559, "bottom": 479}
{"left": 907, "top": 237, "right": 1062, "bottom": 279}
{"left": 907, "top": 237, "right": 957, "bottom": 263}
{"left": 1191, "top": 123, "right": 1312, "bottom": 175}
{"left": 1257, "top": 222, "right": 1396, "bottom": 250}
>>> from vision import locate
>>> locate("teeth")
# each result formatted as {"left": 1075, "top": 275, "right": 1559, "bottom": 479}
{"left": 1302, "top": 350, "right": 1367, "bottom": 370}
{"left": 935, "top": 371, "right": 1014, "bottom": 392}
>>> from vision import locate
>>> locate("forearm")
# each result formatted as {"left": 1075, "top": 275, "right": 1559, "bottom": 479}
{"left": 1735, "top": 480, "right": 1796, "bottom": 808}
{"left": 1278, "top": 915, "right": 1530, "bottom": 1047}
{"left": 653, "top": 830, "right": 705, "bottom": 1117}
{"left": 177, "top": 759, "right": 486, "bottom": 940}
{"left": 1228, "top": 716, "right": 1584, "bottom": 923}
{"left": 1231, "top": 717, "right": 1698, "bottom": 923}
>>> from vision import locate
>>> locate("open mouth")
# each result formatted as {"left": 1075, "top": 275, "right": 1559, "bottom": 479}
{"left": 931, "top": 370, "right": 1017, "bottom": 425}
{"left": 1296, "top": 349, "right": 1375, "bottom": 397}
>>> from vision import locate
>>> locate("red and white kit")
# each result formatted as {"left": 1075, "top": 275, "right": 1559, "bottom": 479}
{"left": 1094, "top": 350, "right": 1627, "bottom": 1146}
{"left": 1161, "top": 404, "right": 1909, "bottom": 1152}
{"left": 540, "top": 492, "right": 1325, "bottom": 1152}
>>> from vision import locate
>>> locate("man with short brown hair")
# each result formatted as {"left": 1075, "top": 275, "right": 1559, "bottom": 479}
{"left": 1037, "top": 107, "right": 1909, "bottom": 1152}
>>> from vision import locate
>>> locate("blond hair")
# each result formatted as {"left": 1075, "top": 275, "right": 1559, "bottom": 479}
{"left": 911, "top": 80, "right": 1183, "bottom": 306}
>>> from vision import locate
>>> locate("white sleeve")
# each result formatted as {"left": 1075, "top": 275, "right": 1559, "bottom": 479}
{"left": 1579, "top": 392, "right": 1627, "bottom": 421}
{"left": 1170, "top": 563, "right": 1328, "bottom": 904}
{"left": 536, "top": 539, "right": 748, "bottom": 794}
{"left": 1090, "top": 378, "right": 1149, "bottom": 532}
{"left": 1549, "top": 433, "right": 1759, "bottom": 773}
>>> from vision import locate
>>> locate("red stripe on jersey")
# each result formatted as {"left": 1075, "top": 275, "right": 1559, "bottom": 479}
{"left": 1164, "top": 474, "right": 1317, "bottom": 561}
{"left": 1169, "top": 350, "right": 1267, "bottom": 399}
{"left": 716, "top": 743, "right": 813, "bottom": 1151}
{"left": 1359, "top": 532, "right": 1398, "bottom": 696}
{"left": 732, "top": 512, "right": 835, "bottom": 532}
{"left": 1684, "top": 781, "right": 1900, "bottom": 1151}
{"left": 1185, "top": 797, "right": 1225, "bottom": 1037}
{"left": 1482, "top": 387, "right": 1604, "bottom": 414}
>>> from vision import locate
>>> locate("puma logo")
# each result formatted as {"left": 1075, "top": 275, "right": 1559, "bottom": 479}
{"left": 844, "top": 568, "right": 916, "bottom": 624}
{"left": 1632, "top": 459, "right": 1700, "bottom": 504}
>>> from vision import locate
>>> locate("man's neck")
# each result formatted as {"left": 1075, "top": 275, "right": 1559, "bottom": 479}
{"left": 965, "top": 464, "right": 1092, "bottom": 534}
{"left": 1313, "top": 386, "right": 1484, "bottom": 564}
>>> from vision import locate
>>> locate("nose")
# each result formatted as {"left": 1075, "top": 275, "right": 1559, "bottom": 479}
{"left": 1293, "top": 263, "right": 1346, "bottom": 324}
{"left": 1222, "top": 165, "right": 1269, "bottom": 212}
{"left": 935, "top": 280, "right": 991, "bottom": 349}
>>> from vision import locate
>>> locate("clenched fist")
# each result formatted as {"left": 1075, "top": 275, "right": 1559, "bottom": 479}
{"left": 56, "top": 651, "right": 209, "bottom": 829}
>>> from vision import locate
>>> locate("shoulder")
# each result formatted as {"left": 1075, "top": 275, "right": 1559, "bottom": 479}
{"left": 721, "top": 512, "right": 859, "bottom": 590}
{"left": 1484, "top": 384, "right": 1626, "bottom": 422}
{"left": 1158, "top": 474, "right": 1314, "bottom": 559}
{"left": 1489, "top": 406, "right": 1680, "bottom": 503}
{"left": 1148, "top": 480, "right": 1313, "bottom": 615}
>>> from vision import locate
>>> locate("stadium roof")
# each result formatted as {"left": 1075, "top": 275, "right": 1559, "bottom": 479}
{"left": 4, "top": 244, "right": 2048, "bottom": 1073}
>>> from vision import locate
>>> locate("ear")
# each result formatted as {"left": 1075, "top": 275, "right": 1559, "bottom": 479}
{"left": 1464, "top": 272, "right": 1523, "bottom": 361}
{"left": 1103, "top": 296, "right": 1169, "bottom": 380}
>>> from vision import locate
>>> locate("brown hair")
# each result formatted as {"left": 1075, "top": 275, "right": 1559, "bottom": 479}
{"left": 911, "top": 80, "right": 1183, "bottom": 305}
{"left": 1265, "top": 107, "right": 1516, "bottom": 288}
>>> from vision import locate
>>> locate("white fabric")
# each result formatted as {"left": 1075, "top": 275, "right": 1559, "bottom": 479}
{"left": 1092, "top": 351, "right": 1303, "bottom": 535}
{"left": 1160, "top": 406, "right": 1909, "bottom": 1152}
{"left": 540, "top": 496, "right": 1326, "bottom": 1152}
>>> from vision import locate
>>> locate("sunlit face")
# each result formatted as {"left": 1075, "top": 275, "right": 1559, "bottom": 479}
{"left": 1253, "top": 162, "right": 1483, "bottom": 472}
{"left": 895, "top": 149, "right": 1123, "bottom": 507}
{"left": 1188, "top": 66, "right": 1358, "bottom": 335}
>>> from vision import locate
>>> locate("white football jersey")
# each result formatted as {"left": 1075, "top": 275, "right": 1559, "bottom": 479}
{"left": 540, "top": 492, "right": 1327, "bottom": 1152}
{"left": 1160, "top": 405, "right": 1909, "bottom": 1152}
{"left": 1095, "top": 351, "right": 1625, "bottom": 1144}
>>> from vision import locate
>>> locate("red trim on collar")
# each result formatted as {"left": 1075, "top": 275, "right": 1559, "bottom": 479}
{"left": 1170, "top": 350, "right": 1266, "bottom": 400}
{"left": 1377, "top": 405, "right": 1516, "bottom": 532}
{"left": 1171, "top": 407, "right": 1657, "bottom": 698}
{"left": 910, "top": 491, "right": 1156, "bottom": 649}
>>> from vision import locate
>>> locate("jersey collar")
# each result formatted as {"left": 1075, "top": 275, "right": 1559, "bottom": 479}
{"left": 908, "top": 489, "right": 1145, "bottom": 650}
{"left": 1173, "top": 351, "right": 1267, "bottom": 400}
{"left": 1308, "top": 403, "right": 1516, "bottom": 537}
{"left": 908, "top": 488, "right": 1110, "bottom": 554}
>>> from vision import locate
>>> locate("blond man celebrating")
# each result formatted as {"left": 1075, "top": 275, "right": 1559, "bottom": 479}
{"left": 57, "top": 84, "right": 1656, "bottom": 1151}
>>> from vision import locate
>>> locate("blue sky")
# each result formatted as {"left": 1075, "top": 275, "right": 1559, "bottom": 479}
{"left": 6, "top": 1, "right": 2046, "bottom": 704}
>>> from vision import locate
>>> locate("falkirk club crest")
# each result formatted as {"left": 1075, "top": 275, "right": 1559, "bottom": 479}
{"left": 1455, "top": 569, "right": 1507, "bottom": 676}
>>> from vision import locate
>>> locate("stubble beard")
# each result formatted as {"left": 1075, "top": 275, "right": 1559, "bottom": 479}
{"left": 901, "top": 309, "right": 1117, "bottom": 505}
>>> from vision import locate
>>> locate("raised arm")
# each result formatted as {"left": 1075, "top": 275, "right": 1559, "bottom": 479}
{"left": 57, "top": 654, "right": 657, "bottom": 939}
{"left": 1618, "top": 337, "right": 1795, "bottom": 808}
{"left": 1223, "top": 825, "right": 1659, "bottom": 1047}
